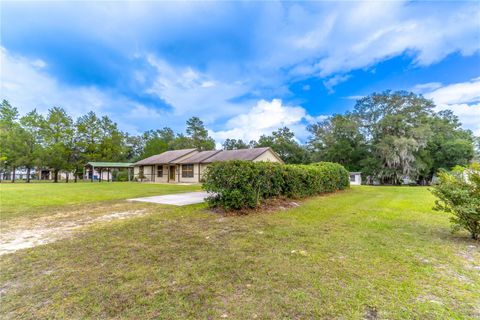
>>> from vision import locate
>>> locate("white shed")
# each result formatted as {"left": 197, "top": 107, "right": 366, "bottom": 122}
{"left": 349, "top": 172, "right": 362, "bottom": 185}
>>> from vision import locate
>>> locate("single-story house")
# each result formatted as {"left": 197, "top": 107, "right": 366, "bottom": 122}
{"left": 133, "top": 147, "right": 284, "bottom": 183}
{"left": 349, "top": 172, "right": 362, "bottom": 185}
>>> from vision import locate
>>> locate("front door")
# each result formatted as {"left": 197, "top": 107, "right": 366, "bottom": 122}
{"left": 169, "top": 166, "right": 175, "bottom": 181}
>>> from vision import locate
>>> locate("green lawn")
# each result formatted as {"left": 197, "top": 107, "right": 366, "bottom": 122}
{"left": 1, "top": 186, "right": 479, "bottom": 319}
{"left": 0, "top": 182, "right": 201, "bottom": 220}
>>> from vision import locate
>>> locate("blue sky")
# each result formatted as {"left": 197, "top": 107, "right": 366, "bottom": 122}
{"left": 1, "top": 1, "right": 479, "bottom": 143}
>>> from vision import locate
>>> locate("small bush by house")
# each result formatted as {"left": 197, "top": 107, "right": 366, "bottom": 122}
{"left": 115, "top": 171, "right": 129, "bottom": 182}
{"left": 203, "top": 160, "right": 349, "bottom": 210}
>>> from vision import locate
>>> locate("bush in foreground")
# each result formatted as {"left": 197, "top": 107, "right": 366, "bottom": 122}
{"left": 431, "top": 163, "right": 480, "bottom": 239}
{"left": 203, "top": 161, "right": 349, "bottom": 210}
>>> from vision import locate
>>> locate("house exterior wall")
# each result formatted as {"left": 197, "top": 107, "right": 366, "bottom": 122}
{"left": 199, "top": 164, "right": 209, "bottom": 181}
{"left": 253, "top": 150, "right": 282, "bottom": 163}
{"left": 37, "top": 169, "right": 75, "bottom": 181}
{"left": 177, "top": 163, "right": 200, "bottom": 183}
{"left": 133, "top": 165, "right": 155, "bottom": 182}
{"left": 58, "top": 171, "right": 75, "bottom": 180}
{"left": 154, "top": 165, "right": 169, "bottom": 183}
{"left": 134, "top": 149, "right": 283, "bottom": 183}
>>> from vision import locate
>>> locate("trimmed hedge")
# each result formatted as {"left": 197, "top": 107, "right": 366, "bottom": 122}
{"left": 203, "top": 160, "right": 349, "bottom": 210}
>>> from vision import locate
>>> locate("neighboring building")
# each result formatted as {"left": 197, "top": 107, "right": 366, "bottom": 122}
{"left": 0, "top": 168, "right": 75, "bottom": 181}
{"left": 83, "top": 162, "right": 133, "bottom": 182}
{"left": 133, "top": 147, "right": 284, "bottom": 183}
{"left": 349, "top": 172, "right": 362, "bottom": 185}
{"left": 37, "top": 169, "right": 75, "bottom": 181}
{"left": 0, "top": 168, "right": 37, "bottom": 181}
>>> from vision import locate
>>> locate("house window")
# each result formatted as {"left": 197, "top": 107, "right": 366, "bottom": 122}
{"left": 349, "top": 174, "right": 356, "bottom": 182}
{"left": 157, "top": 166, "right": 163, "bottom": 177}
{"left": 139, "top": 166, "right": 144, "bottom": 175}
{"left": 182, "top": 164, "right": 194, "bottom": 178}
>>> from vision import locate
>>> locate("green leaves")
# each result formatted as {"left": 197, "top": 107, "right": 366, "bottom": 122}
{"left": 431, "top": 164, "right": 480, "bottom": 239}
{"left": 308, "top": 91, "right": 476, "bottom": 185}
{"left": 256, "top": 127, "right": 310, "bottom": 164}
{"left": 203, "top": 161, "right": 349, "bottom": 211}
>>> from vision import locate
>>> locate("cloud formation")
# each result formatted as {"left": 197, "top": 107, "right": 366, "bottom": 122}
{"left": 1, "top": 1, "right": 479, "bottom": 140}
{"left": 211, "top": 99, "right": 311, "bottom": 143}
{"left": 423, "top": 78, "right": 480, "bottom": 135}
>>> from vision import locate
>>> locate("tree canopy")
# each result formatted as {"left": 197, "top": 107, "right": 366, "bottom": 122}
{"left": 0, "top": 90, "right": 476, "bottom": 184}
{"left": 307, "top": 91, "right": 475, "bottom": 184}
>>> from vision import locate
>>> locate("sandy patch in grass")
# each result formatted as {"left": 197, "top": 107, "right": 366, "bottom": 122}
{"left": 0, "top": 209, "right": 147, "bottom": 255}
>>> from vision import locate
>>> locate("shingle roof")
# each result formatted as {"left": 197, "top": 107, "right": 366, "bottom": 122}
{"left": 177, "top": 150, "right": 222, "bottom": 164}
{"left": 86, "top": 162, "right": 133, "bottom": 168}
{"left": 134, "top": 149, "right": 197, "bottom": 165}
{"left": 200, "top": 147, "right": 273, "bottom": 163}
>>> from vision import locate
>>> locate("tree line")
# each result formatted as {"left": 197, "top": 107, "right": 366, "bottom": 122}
{"left": 0, "top": 101, "right": 215, "bottom": 182}
{"left": 1, "top": 90, "right": 478, "bottom": 184}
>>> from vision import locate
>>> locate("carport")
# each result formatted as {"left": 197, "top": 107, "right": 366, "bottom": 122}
{"left": 83, "top": 162, "right": 133, "bottom": 182}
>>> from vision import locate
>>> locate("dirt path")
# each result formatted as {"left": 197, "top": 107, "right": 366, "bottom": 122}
{"left": 0, "top": 208, "right": 148, "bottom": 255}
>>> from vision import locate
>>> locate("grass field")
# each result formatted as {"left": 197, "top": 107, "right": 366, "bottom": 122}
{"left": 1, "top": 185, "right": 479, "bottom": 319}
{"left": 0, "top": 182, "right": 201, "bottom": 220}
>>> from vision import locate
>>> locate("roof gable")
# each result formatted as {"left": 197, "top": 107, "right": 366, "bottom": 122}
{"left": 177, "top": 150, "right": 222, "bottom": 164}
{"left": 200, "top": 147, "right": 272, "bottom": 163}
{"left": 134, "top": 149, "right": 197, "bottom": 165}
{"left": 135, "top": 147, "right": 284, "bottom": 165}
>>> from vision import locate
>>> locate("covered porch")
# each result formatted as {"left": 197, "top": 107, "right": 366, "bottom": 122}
{"left": 133, "top": 164, "right": 182, "bottom": 183}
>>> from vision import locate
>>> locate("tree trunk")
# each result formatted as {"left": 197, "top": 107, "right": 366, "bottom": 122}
{"left": 54, "top": 169, "right": 59, "bottom": 183}
{"left": 26, "top": 167, "right": 31, "bottom": 183}
{"left": 74, "top": 170, "right": 78, "bottom": 183}
{"left": 11, "top": 166, "right": 16, "bottom": 183}
{"left": 66, "top": 173, "right": 69, "bottom": 183}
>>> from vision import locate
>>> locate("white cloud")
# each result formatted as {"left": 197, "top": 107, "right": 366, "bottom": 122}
{"left": 323, "top": 74, "right": 350, "bottom": 93}
{"left": 413, "top": 82, "right": 443, "bottom": 93}
{"left": 145, "top": 55, "right": 251, "bottom": 122}
{"left": 344, "top": 95, "right": 364, "bottom": 101}
{"left": 424, "top": 78, "right": 480, "bottom": 105}
{"left": 423, "top": 78, "right": 480, "bottom": 136}
{"left": 5, "top": 1, "right": 477, "bottom": 93}
{"left": 0, "top": 47, "right": 153, "bottom": 134}
{"left": 263, "top": 1, "right": 480, "bottom": 78}
{"left": 1, "top": 1, "right": 479, "bottom": 141}
{"left": 211, "top": 99, "right": 311, "bottom": 143}
{"left": 0, "top": 47, "right": 108, "bottom": 117}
